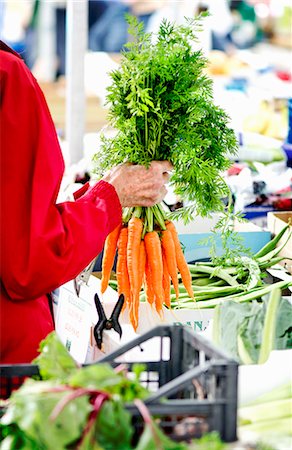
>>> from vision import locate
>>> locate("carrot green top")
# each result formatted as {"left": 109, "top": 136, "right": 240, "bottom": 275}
{"left": 93, "top": 14, "right": 238, "bottom": 221}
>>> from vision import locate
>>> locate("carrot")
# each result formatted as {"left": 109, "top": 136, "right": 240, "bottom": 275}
{"left": 161, "top": 229, "right": 179, "bottom": 299}
{"left": 162, "top": 251, "right": 171, "bottom": 308}
{"left": 144, "top": 231, "right": 164, "bottom": 314}
{"left": 127, "top": 216, "right": 143, "bottom": 297}
{"left": 101, "top": 223, "right": 122, "bottom": 294}
{"left": 130, "top": 239, "right": 146, "bottom": 331}
{"left": 116, "top": 227, "right": 131, "bottom": 307}
{"left": 165, "top": 221, "right": 194, "bottom": 299}
{"left": 144, "top": 258, "right": 155, "bottom": 305}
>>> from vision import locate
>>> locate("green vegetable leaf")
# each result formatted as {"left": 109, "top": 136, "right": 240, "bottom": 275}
{"left": 275, "top": 297, "right": 292, "bottom": 350}
{"left": 0, "top": 424, "right": 40, "bottom": 450}
{"left": 69, "top": 364, "right": 122, "bottom": 391}
{"left": 1, "top": 380, "right": 91, "bottom": 450}
{"left": 212, "top": 289, "right": 291, "bottom": 365}
{"left": 258, "top": 288, "right": 281, "bottom": 364}
{"left": 238, "top": 301, "right": 265, "bottom": 364}
{"left": 33, "top": 331, "right": 77, "bottom": 381}
{"left": 69, "top": 364, "right": 149, "bottom": 401}
{"left": 135, "top": 421, "right": 187, "bottom": 450}
{"left": 78, "top": 426, "right": 104, "bottom": 450}
{"left": 93, "top": 400, "right": 133, "bottom": 450}
{"left": 212, "top": 300, "right": 256, "bottom": 361}
{"left": 188, "top": 431, "right": 229, "bottom": 449}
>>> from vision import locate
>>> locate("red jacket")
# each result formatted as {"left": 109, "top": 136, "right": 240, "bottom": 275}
{"left": 0, "top": 42, "right": 122, "bottom": 363}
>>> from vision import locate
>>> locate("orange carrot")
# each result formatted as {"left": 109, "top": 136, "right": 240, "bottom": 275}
{"left": 162, "top": 251, "right": 171, "bottom": 308}
{"left": 144, "top": 231, "right": 164, "bottom": 314}
{"left": 166, "top": 221, "right": 194, "bottom": 299}
{"left": 138, "top": 240, "right": 147, "bottom": 290}
{"left": 116, "top": 227, "right": 131, "bottom": 307}
{"left": 161, "top": 229, "right": 179, "bottom": 299}
{"left": 101, "top": 223, "right": 122, "bottom": 294}
{"left": 144, "top": 258, "right": 155, "bottom": 305}
{"left": 127, "top": 216, "right": 143, "bottom": 298}
{"left": 130, "top": 239, "right": 146, "bottom": 331}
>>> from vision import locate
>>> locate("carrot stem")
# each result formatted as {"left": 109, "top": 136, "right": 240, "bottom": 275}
{"left": 153, "top": 204, "right": 166, "bottom": 230}
{"left": 123, "top": 207, "right": 134, "bottom": 224}
{"left": 145, "top": 207, "right": 154, "bottom": 233}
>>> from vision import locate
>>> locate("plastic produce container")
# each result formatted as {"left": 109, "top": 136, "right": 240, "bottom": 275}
{"left": 0, "top": 325, "right": 238, "bottom": 443}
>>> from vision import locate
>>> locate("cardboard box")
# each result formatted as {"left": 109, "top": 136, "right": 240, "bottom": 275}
{"left": 267, "top": 211, "right": 292, "bottom": 273}
{"left": 176, "top": 216, "right": 271, "bottom": 263}
{"left": 54, "top": 275, "right": 214, "bottom": 364}
{"left": 96, "top": 303, "right": 214, "bottom": 364}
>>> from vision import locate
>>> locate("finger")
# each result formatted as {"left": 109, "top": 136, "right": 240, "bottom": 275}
{"left": 155, "top": 185, "right": 168, "bottom": 204}
{"left": 161, "top": 160, "right": 173, "bottom": 171}
{"left": 150, "top": 160, "right": 173, "bottom": 173}
{"left": 139, "top": 185, "right": 168, "bottom": 207}
{"left": 162, "top": 171, "right": 171, "bottom": 183}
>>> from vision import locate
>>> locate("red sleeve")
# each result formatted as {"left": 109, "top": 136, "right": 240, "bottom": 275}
{"left": 0, "top": 48, "right": 122, "bottom": 301}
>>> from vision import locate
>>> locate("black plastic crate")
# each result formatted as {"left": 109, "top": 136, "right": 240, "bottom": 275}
{"left": 0, "top": 363, "right": 40, "bottom": 399}
{"left": 0, "top": 325, "right": 238, "bottom": 443}
{"left": 98, "top": 324, "right": 238, "bottom": 443}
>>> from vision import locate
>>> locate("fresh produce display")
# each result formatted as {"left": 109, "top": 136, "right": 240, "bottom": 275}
{"left": 0, "top": 333, "right": 186, "bottom": 450}
{"left": 0, "top": 333, "right": 247, "bottom": 450}
{"left": 206, "top": 50, "right": 248, "bottom": 77}
{"left": 93, "top": 15, "right": 238, "bottom": 330}
{"left": 156, "top": 224, "right": 291, "bottom": 369}
{"left": 243, "top": 100, "right": 288, "bottom": 141}
{"left": 0, "top": 332, "right": 283, "bottom": 450}
{"left": 212, "top": 288, "right": 292, "bottom": 365}
{"left": 1, "top": 9, "right": 290, "bottom": 450}
{"left": 238, "top": 382, "right": 292, "bottom": 449}
{"left": 164, "top": 223, "right": 292, "bottom": 311}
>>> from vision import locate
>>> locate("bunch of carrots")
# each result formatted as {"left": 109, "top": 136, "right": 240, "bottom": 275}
{"left": 100, "top": 204, "right": 194, "bottom": 331}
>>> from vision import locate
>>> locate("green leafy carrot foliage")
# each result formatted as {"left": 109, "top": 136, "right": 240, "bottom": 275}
{"left": 93, "top": 14, "right": 238, "bottom": 219}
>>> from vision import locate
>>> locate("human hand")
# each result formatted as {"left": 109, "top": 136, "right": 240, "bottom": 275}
{"left": 102, "top": 161, "right": 173, "bottom": 207}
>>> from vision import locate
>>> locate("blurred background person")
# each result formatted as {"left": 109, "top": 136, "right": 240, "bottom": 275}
{"left": 88, "top": 0, "right": 128, "bottom": 53}
{"left": 0, "top": 0, "right": 277, "bottom": 81}
{"left": 88, "top": 0, "right": 166, "bottom": 53}
{"left": 229, "top": 0, "right": 262, "bottom": 49}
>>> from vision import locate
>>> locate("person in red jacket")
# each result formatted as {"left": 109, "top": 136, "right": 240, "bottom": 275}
{"left": 0, "top": 41, "right": 172, "bottom": 364}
